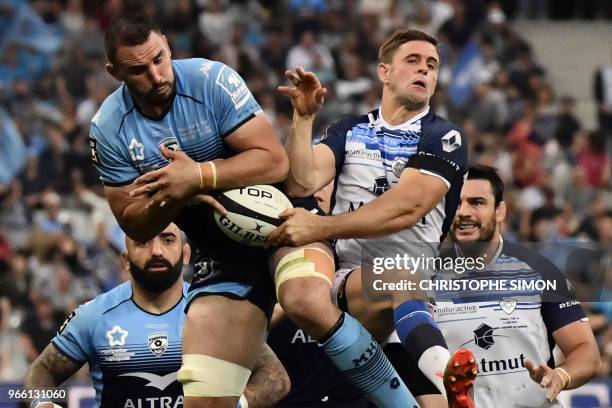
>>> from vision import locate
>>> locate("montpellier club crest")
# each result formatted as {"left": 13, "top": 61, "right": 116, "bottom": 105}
{"left": 148, "top": 332, "right": 169, "bottom": 357}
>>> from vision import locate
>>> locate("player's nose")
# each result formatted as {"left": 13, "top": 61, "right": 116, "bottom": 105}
{"left": 151, "top": 238, "right": 164, "bottom": 255}
{"left": 148, "top": 66, "right": 163, "bottom": 85}
{"left": 456, "top": 200, "right": 471, "bottom": 216}
{"left": 417, "top": 61, "right": 429, "bottom": 75}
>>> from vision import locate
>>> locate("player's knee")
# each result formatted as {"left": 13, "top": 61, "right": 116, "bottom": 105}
{"left": 273, "top": 247, "right": 333, "bottom": 297}
{"left": 178, "top": 354, "right": 251, "bottom": 398}
{"left": 280, "top": 287, "right": 332, "bottom": 326}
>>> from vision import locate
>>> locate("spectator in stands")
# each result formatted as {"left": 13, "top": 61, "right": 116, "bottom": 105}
{"left": 286, "top": 27, "right": 335, "bottom": 80}
{"left": 555, "top": 96, "right": 581, "bottom": 149}
{"left": 0, "top": 297, "right": 28, "bottom": 382}
{"left": 593, "top": 48, "right": 612, "bottom": 137}
{"left": 21, "top": 295, "right": 64, "bottom": 361}
{"left": 575, "top": 130, "right": 610, "bottom": 188}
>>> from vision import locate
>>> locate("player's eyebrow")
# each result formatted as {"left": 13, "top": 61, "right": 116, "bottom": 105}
{"left": 152, "top": 49, "right": 164, "bottom": 61}
{"left": 159, "top": 231, "right": 177, "bottom": 239}
{"left": 125, "top": 49, "right": 164, "bottom": 69}
{"left": 405, "top": 53, "right": 439, "bottom": 63}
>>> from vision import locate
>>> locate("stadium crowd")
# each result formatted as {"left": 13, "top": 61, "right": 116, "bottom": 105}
{"left": 0, "top": 0, "right": 610, "bottom": 391}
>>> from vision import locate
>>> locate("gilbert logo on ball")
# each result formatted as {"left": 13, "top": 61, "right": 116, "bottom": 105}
{"left": 214, "top": 185, "right": 293, "bottom": 246}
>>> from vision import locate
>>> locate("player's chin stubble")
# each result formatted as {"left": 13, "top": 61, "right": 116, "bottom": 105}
{"left": 398, "top": 93, "right": 428, "bottom": 111}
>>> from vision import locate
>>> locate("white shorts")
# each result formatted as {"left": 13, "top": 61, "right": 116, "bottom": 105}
{"left": 332, "top": 267, "right": 358, "bottom": 308}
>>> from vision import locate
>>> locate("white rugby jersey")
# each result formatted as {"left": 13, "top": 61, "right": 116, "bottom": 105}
{"left": 319, "top": 107, "right": 468, "bottom": 269}
{"left": 434, "top": 238, "right": 586, "bottom": 408}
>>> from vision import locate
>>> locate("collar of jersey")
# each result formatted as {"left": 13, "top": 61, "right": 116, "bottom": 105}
{"left": 371, "top": 105, "right": 430, "bottom": 131}
{"left": 487, "top": 234, "right": 504, "bottom": 267}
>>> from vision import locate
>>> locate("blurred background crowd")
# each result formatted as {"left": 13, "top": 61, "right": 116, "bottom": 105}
{"left": 0, "top": 0, "right": 610, "bottom": 389}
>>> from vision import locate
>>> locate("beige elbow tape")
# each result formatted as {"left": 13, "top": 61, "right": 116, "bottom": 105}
{"left": 274, "top": 249, "right": 332, "bottom": 296}
{"left": 178, "top": 354, "right": 251, "bottom": 397}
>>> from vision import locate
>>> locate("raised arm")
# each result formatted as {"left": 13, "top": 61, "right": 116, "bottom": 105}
{"left": 242, "top": 343, "right": 290, "bottom": 408}
{"left": 278, "top": 67, "right": 336, "bottom": 197}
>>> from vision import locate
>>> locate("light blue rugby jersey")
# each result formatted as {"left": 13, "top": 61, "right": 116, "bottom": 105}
{"left": 89, "top": 58, "right": 261, "bottom": 187}
{"left": 52, "top": 282, "right": 189, "bottom": 408}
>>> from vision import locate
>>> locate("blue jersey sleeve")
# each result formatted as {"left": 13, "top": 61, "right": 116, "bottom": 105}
{"left": 209, "top": 64, "right": 261, "bottom": 137}
{"left": 407, "top": 121, "right": 468, "bottom": 188}
{"left": 541, "top": 265, "right": 586, "bottom": 332}
{"left": 513, "top": 244, "right": 588, "bottom": 332}
{"left": 90, "top": 123, "right": 140, "bottom": 186}
{"left": 51, "top": 301, "right": 96, "bottom": 364}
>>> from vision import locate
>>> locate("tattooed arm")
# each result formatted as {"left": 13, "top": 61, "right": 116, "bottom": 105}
{"left": 24, "top": 343, "right": 83, "bottom": 387}
{"left": 243, "top": 343, "right": 290, "bottom": 408}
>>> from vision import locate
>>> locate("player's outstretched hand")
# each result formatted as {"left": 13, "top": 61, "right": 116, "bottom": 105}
{"left": 130, "top": 146, "right": 202, "bottom": 210}
{"left": 525, "top": 359, "right": 568, "bottom": 403}
{"left": 268, "top": 208, "right": 330, "bottom": 246}
{"left": 278, "top": 66, "right": 327, "bottom": 117}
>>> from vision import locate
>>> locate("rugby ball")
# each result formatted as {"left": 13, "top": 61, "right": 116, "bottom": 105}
{"left": 213, "top": 185, "right": 293, "bottom": 246}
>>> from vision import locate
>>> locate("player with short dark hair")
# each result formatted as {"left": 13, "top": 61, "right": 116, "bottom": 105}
{"left": 89, "top": 12, "right": 291, "bottom": 408}
{"left": 271, "top": 29, "right": 474, "bottom": 408}
{"left": 436, "top": 164, "right": 600, "bottom": 407}
{"left": 24, "top": 223, "right": 290, "bottom": 408}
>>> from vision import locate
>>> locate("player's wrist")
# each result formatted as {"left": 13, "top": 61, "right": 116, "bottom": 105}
{"left": 197, "top": 161, "right": 218, "bottom": 192}
{"left": 554, "top": 366, "right": 571, "bottom": 389}
{"left": 320, "top": 215, "right": 337, "bottom": 240}
{"left": 293, "top": 109, "right": 316, "bottom": 122}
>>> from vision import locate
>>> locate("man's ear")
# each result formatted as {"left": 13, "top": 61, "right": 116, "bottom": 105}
{"left": 182, "top": 243, "right": 191, "bottom": 265}
{"left": 377, "top": 62, "right": 389, "bottom": 84}
{"left": 496, "top": 201, "right": 507, "bottom": 224}
{"left": 106, "top": 63, "right": 119, "bottom": 80}
{"left": 121, "top": 252, "right": 130, "bottom": 272}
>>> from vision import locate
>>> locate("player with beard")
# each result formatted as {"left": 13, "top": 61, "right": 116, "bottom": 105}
{"left": 433, "top": 165, "right": 600, "bottom": 407}
{"left": 24, "top": 223, "right": 290, "bottom": 408}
